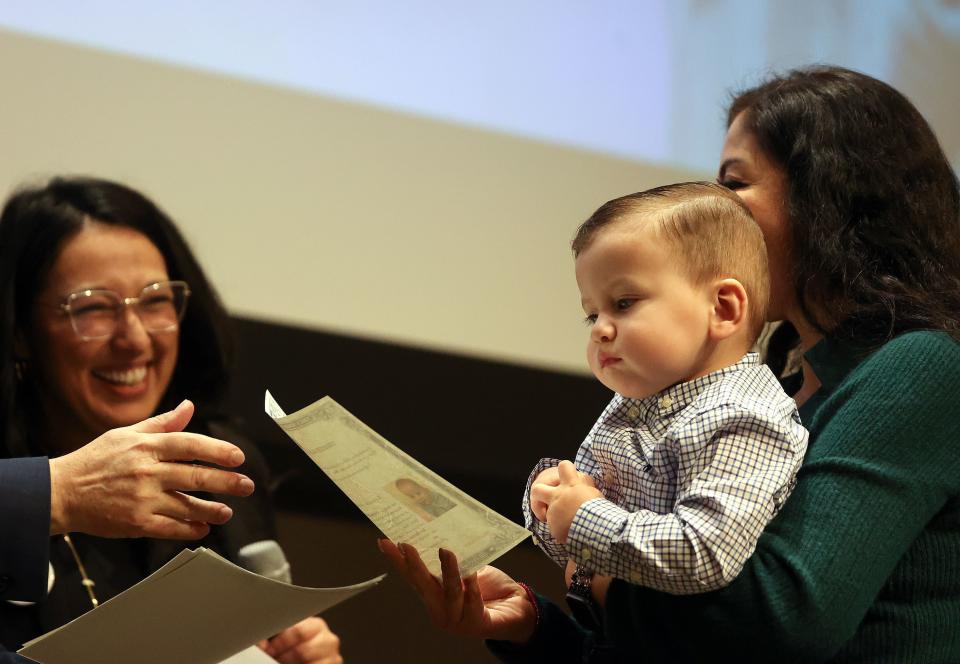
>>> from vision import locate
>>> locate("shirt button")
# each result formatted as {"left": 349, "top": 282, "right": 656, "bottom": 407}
{"left": 659, "top": 396, "right": 674, "bottom": 409}
{"left": 630, "top": 570, "right": 644, "bottom": 583}
{"left": 627, "top": 406, "right": 639, "bottom": 419}
{"left": 581, "top": 547, "right": 592, "bottom": 562}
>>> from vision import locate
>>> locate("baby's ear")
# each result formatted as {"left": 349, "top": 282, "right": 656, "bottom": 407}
{"left": 708, "top": 278, "right": 748, "bottom": 341}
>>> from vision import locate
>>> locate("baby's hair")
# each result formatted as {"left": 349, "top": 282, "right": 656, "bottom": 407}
{"left": 572, "top": 182, "right": 769, "bottom": 339}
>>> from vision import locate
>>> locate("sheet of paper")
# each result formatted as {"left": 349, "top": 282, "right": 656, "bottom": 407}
{"left": 19, "top": 548, "right": 383, "bottom": 664}
{"left": 218, "top": 646, "right": 276, "bottom": 664}
{"left": 265, "top": 391, "right": 529, "bottom": 576}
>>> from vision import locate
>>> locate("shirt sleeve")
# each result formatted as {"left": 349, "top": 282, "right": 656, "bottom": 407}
{"left": 0, "top": 457, "right": 52, "bottom": 603}
{"left": 603, "top": 334, "right": 960, "bottom": 660}
{"left": 522, "top": 457, "right": 568, "bottom": 568}
{"left": 565, "top": 401, "right": 807, "bottom": 594}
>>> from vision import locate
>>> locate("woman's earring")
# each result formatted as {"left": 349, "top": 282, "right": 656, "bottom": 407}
{"left": 14, "top": 359, "right": 26, "bottom": 382}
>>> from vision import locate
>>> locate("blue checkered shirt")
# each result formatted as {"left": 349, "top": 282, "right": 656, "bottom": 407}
{"left": 523, "top": 352, "right": 808, "bottom": 594}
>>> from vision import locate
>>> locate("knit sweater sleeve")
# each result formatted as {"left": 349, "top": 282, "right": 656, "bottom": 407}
{"left": 603, "top": 331, "right": 960, "bottom": 661}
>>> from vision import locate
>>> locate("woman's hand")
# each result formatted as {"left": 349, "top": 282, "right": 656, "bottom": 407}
{"left": 379, "top": 539, "right": 538, "bottom": 644}
{"left": 258, "top": 617, "right": 342, "bottom": 664}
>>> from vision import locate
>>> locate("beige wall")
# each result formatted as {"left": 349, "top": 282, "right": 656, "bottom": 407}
{"left": 0, "top": 29, "right": 702, "bottom": 375}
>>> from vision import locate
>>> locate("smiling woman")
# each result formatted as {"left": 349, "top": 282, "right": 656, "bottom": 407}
{"left": 0, "top": 177, "right": 343, "bottom": 663}
{"left": 0, "top": 177, "right": 233, "bottom": 460}
{"left": 27, "top": 223, "right": 183, "bottom": 455}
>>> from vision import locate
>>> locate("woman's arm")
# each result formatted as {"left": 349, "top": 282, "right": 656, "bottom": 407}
{"left": 603, "top": 333, "right": 960, "bottom": 660}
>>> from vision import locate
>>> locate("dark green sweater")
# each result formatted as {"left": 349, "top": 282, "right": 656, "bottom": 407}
{"left": 491, "top": 330, "right": 960, "bottom": 663}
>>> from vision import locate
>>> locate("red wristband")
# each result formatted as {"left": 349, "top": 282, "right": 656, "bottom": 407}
{"left": 517, "top": 581, "right": 541, "bottom": 630}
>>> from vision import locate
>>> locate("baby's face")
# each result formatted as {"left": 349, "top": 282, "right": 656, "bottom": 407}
{"left": 398, "top": 481, "right": 430, "bottom": 504}
{"left": 575, "top": 222, "right": 713, "bottom": 399}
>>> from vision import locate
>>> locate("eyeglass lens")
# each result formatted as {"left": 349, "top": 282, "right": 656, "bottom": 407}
{"left": 67, "top": 281, "right": 190, "bottom": 340}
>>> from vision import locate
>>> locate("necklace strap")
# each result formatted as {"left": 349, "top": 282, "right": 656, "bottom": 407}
{"left": 62, "top": 534, "right": 99, "bottom": 609}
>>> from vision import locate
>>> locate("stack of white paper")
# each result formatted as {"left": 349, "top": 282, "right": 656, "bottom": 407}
{"left": 19, "top": 548, "right": 383, "bottom": 664}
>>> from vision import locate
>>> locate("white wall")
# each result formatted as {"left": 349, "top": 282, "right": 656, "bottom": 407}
{"left": 0, "top": 29, "right": 699, "bottom": 374}
{"left": 2, "top": 0, "right": 956, "bottom": 375}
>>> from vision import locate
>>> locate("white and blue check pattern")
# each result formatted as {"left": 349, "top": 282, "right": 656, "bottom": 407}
{"left": 524, "top": 353, "right": 808, "bottom": 595}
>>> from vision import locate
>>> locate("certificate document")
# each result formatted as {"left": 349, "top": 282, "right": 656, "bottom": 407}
{"left": 266, "top": 392, "right": 529, "bottom": 576}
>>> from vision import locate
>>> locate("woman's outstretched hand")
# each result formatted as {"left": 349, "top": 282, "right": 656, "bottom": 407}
{"left": 258, "top": 616, "right": 342, "bottom": 664}
{"left": 378, "top": 539, "right": 538, "bottom": 644}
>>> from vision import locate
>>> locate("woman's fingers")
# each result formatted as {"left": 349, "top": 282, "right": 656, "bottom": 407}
{"left": 398, "top": 543, "right": 439, "bottom": 594}
{"left": 461, "top": 571, "right": 485, "bottom": 627}
{"left": 380, "top": 540, "right": 480, "bottom": 633}
{"left": 377, "top": 538, "right": 407, "bottom": 575}
{"left": 396, "top": 542, "right": 452, "bottom": 627}
{"left": 439, "top": 548, "right": 465, "bottom": 625}
{"left": 379, "top": 538, "right": 430, "bottom": 595}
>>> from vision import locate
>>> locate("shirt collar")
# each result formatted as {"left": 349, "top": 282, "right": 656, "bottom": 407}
{"left": 623, "top": 352, "right": 761, "bottom": 425}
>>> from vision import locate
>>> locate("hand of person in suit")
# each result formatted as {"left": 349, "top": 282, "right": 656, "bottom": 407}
{"left": 48, "top": 399, "right": 254, "bottom": 539}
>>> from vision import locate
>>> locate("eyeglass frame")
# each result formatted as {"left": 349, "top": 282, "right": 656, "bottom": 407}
{"left": 51, "top": 280, "right": 192, "bottom": 342}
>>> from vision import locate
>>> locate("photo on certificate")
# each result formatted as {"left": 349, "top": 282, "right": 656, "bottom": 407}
{"left": 387, "top": 477, "right": 457, "bottom": 522}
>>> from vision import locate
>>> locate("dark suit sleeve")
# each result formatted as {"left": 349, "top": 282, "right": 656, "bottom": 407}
{"left": 0, "top": 457, "right": 51, "bottom": 603}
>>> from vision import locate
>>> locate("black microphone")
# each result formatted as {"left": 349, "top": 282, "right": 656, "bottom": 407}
{"left": 236, "top": 540, "right": 292, "bottom": 584}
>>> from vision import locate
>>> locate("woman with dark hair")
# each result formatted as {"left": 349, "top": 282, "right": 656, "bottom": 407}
{"left": 0, "top": 177, "right": 342, "bottom": 663}
{"left": 382, "top": 65, "right": 960, "bottom": 662}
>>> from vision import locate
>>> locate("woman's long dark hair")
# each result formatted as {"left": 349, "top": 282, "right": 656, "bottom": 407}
{"left": 729, "top": 66, "right": 960, "bottom": 363}
{"left": 0, "top": 176, "right": 235, "bottom": 456}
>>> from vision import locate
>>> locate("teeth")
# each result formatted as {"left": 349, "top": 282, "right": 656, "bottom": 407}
{"left": 94, "top": 367, "right": 147, "bottom": 385}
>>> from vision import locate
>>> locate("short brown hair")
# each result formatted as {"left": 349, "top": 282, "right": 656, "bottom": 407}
{"left": 572, "top": 182, "right": 769, "bottom": 339}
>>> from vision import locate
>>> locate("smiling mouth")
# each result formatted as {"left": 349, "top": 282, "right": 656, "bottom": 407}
{"left": 93, "top": 366, "right": 148, "bottom": 386}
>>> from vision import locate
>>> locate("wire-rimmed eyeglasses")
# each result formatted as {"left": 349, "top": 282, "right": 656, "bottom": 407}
{"left": 55, "top": 280, "right": 191, "bottom": 341}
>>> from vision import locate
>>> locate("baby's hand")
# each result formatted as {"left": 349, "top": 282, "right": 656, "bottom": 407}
{"left": 530, "top": 466, "right": 561, "bottom": 521}
{"left": 544, "top": 461, "right": 603, "bottom": 545}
